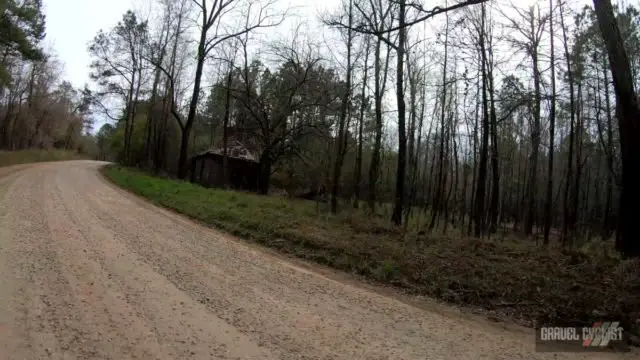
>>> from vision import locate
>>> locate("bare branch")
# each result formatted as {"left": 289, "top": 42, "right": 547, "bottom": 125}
{"left": 329, "top": 0, "right": 488, "bottom": 39}
{"left": 203, "top": 0, "right": 286, "bottom": 55}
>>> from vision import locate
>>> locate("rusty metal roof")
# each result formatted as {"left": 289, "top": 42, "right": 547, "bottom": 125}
{"left": 195, "top": 140, "right": 258, "bottom": 162}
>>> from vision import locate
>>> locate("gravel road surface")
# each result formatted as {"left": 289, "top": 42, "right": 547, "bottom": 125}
{"left": 0, "top": 161, "right": 636, "bottom": 360}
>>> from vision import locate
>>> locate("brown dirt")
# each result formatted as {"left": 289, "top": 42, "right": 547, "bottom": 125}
{"left": 0, "top": 160, "right": 636, "bottom": 360}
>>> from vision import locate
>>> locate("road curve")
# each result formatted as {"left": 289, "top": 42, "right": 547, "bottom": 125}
{"left": 0, "top": 160, "right": 635, "bottom": 360}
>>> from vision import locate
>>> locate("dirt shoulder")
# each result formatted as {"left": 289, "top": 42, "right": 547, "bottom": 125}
{"left": 0, "top": 150, "right": 88, "bottom": 168}
{"left": 0, "top": 163, "right": 36, "bottom": 178}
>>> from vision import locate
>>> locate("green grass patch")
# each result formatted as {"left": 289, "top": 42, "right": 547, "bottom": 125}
{"left": 102, "top": 165, "right": 640, "bottom": 343}
{"left": 0, "top": 149, "right": 87, "bottom": 167}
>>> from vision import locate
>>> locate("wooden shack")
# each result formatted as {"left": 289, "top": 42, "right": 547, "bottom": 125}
{"left": 190, "top": 140, "right": 260, "bottom": 192}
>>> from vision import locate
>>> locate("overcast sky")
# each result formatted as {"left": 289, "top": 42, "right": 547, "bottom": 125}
{"left": 42, "top": 0, "right": 342, "bottom": 89}
{"left": 44, "top": 0, "right": 135, "bottom": 88}
{"left": 43, "top": 0, "right": 600, "bottom": 91}
{"left": 42, "top": 0, "right": 588, "bottom": 133}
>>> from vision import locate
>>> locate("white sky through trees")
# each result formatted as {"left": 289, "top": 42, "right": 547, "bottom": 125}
{"left": 44, "top": 0, "right": 136, "bottom": 88}
{"left": 43, "top": 0, "right": 339, "bottom": 88}
{"left": 41, "top": 0, "right": 617, "bottom": 132}
{"left": 43, "top": 0, "right": 556, "bottom": 89}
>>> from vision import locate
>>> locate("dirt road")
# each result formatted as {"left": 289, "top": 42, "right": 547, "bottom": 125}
{"left": 0, "top": 161, "right": 635, "bottom": 360}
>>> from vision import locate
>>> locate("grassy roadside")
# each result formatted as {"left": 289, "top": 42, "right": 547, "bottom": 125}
{"left": 0, "top": 149, "right": 87, "bottom": 167}
{"left": 102, "top": 165, "right": 640, "bottom": 343}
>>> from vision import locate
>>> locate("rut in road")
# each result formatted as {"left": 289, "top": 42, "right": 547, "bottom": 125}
{"left": 0, "top": 161, "right": 636, "bottom": 360}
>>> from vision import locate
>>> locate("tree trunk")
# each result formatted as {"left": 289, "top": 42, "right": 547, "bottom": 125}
{"left": 543, "top": 0, "right": 557, "bottom": 245}
{"left": 178, "top": 31, "right": 207, "bottom": 179}
{"left": 524, "top": 11, "right": 542, "bottom": 236}
{"left": 487, "top": 51, "right": 499, "bottom": 234}
{"left": 391, "top": 0, "right": 407, "bottom": 226}
{"left": 560, "top": 0, "right": 577, "bottom": 245}
{"left": 407, "top": 82, "right": 426, "bottom": 225}
{"left": 603, "top": 55, "right": 615, "bottom": 238}
{"left": 331, "top": 0, "right": 354, "bottom": 214}
{"left": 468, "top": 67, "right": 480, "bottom": 236}
{"left": 368, "top": 38, "right": 390, "bottom": 212}
{"left": 258, "top": 151, "right": 272, "bottom": 195}
{"left": 429, "top": 13, "right": 449, "bottom": 230}
{"left": 222, "top": 66, "right": 233, "bottom": 188}
{"left": 368, "top": 38, "right": 383, "bottom": 212}
{"left": 123, "top": 71, "right": 136, "bottom": 164}
{"left": 474, "top": 3, "right": 490, "bottom": 237}
{"left": 354, "top": 40, "right": 370, "bottom": 209}
{"left": 145, "top": 69, "right": 161, "bottom": 168}
{"left": 593, "top": 0, "right": 640, "bottom": 257}
{"left": 572, "top": 83, "right": 583, "bottom": 239}
{"left": 403, "top": 50, "right": 419, "bottom": 227}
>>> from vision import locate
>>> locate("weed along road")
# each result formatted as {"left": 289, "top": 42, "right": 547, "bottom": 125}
{"left": 0, "top": 161, "right": 636, "bottom": 360}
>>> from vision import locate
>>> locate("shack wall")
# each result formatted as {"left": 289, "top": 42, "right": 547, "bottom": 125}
{"left": 191, "top": 154, "right": 259, "bottom": 192}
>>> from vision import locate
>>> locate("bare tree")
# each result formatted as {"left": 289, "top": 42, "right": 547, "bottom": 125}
{"left": 349, "top": 0, "right": 394, "bottom": 214}
{"left": 502, "top": 4, "right": 548, "bottom": 236}
{"left": 330, "top": 0, "right": 488, "bottom": 225}
{"left": 474, "top": 2, "right": 490, "bottom": 237}
{"left": 543, "top": 0, "right": 557, "bottom": 245}
{"left": 428, "top": 8, "right": 450, "bottom": 231}
{"left": 175, "top": 0, "right": 286, "bottom": 179}
{"left": 326, "top": 0, "right": 355, "bottom": 214}
{"left": 558, "top": 0, "right": 577, "bottom": 244}
{"left": 88, "top": 11, "right": 149, "bottom": 165}
{"left": 593, "top": 0, "right": 640, "bottom": 257}
{"left": 352, "top": 37, "right": 371, "bottom": 209}
{"left": 231, "top": 32, "right": 336, "bottom": 194}
{"left": 142, "top": 0, "right": 192, "bottom": 172}
{"left": 390, "top": 0, "right": 408, "bottom": 225}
